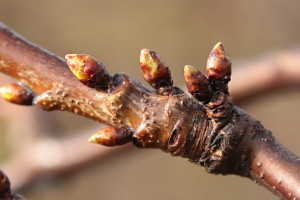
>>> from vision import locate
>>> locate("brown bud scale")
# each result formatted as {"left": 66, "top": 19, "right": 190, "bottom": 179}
{"left": 65, "top": 54, "right": 112, "bottom": 91}
{"left": 0, "top": 82, "right": 35, "bottom": 105}
{"left": 184, "top": 65, "right": 212, "bottom": 102}
{"left": 140, "top": 49, "right": 172, "bottom": 94}
{"left": 89, "top": 126, "right": 134, "bottom": 146}
{"left": 206, "top": 42, "right": 232, "bottom": 92}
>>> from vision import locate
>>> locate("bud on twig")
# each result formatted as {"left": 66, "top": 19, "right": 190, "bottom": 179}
{"left": 65, "top": 54, "right": 112, "bottom": 91}
{"left": 88, "top": 126, "right": 134, "bottom": 146}
{"left": 140, "top": 49, "right": 172, "bottom": 95}
{"left": 206, "top": 42, "right": 231, "bottom": 92}
{"left": 184, "top": 65, "right": 212, "bottom": 102}
{"left": 0, "top": 83, "right": 35, "bottom": 105}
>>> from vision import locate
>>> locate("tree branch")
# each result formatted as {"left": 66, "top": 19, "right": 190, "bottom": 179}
{"left": 230, "top": 49, "right": 300, "bottom": 103}
{"left": 1, "top": 133, "right": 128, "bottom": 190}
{"left": 0, "top": 23, "right": 299, "bottom": 199}
{"left": 2, "top": 46, "right": 300, "bottom": 191}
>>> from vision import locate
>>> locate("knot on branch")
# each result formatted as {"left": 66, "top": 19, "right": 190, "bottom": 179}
{"left": 182, "top": 42, "right": 238, "bottom": 173}
{"left": 184, "top": 42, "right": 233, "bottom": 121}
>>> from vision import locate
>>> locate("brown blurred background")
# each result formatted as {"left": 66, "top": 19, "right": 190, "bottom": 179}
{"left": 0, "top": 0, "right": 300, "bottom": 199}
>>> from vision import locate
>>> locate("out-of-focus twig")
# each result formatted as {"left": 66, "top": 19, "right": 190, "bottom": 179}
{"left": 1, "top": 131, "right": 129, "bottom": 190}
{"left": 230, "top": 48, "right": 300, "bottom": 103}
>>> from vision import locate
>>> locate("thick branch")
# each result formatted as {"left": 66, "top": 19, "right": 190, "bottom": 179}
{"left": 2, "top": 47, "right": 300, "bottom": 191}
{"left": 226, "top": 109, "right": 300, "bottom": 199}
{"left": 0, "top": 23, "right": 299, "bottom": 199}
{"left": 248, "top": 131, "right": 300, "bottom": 199}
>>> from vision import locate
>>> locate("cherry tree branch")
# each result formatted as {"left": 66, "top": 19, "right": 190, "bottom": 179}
{"left": 0, "top": 23, "right": 299, "bottom": 199}
{"left": 4, "top": 46, "right": 300, "bottom": 191}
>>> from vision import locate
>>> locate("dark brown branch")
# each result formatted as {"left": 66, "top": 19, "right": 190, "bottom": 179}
{"left": 247, "top": 127, "right": 300, "bottom": 199}
{"left": 0, "top": 23, "right": 299, "bottom": 199}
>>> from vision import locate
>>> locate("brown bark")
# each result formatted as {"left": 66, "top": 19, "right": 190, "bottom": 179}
{"left": 224, "top": 108, "right": 300, "bottom": 199}
{"left": 0, "top": 23, "right": 299, "bottom": 199}
{"left": 247, "top": 127, "right": 300, "bottom": 199}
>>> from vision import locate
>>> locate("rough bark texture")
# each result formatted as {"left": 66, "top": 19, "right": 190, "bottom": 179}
{"left": 0, "top": 23, "right": 299, "bottom": 199}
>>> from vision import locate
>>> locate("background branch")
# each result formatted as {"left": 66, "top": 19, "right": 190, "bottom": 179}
{"left": 230, "top": 48, "right": 300, "bottom": 103}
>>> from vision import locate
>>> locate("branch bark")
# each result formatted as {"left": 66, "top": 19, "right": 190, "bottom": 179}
{"left": 0, "top": 23, "right": 299, "bottom": 199}
{"left": 2, "top": 47, "right": 300, "bottom": 192}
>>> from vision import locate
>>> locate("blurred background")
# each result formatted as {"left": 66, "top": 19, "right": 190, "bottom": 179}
{"left": 0, "top": 0, "right": 300, "bottom": 199}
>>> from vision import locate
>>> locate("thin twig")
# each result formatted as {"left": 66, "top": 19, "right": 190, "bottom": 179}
{"left": 230, "top": 49, "right": 300, "bottom": 103}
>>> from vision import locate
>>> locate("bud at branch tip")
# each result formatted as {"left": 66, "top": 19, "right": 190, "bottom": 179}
{"left": 206, "top": 42, "right": 232, "bottom": 81}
